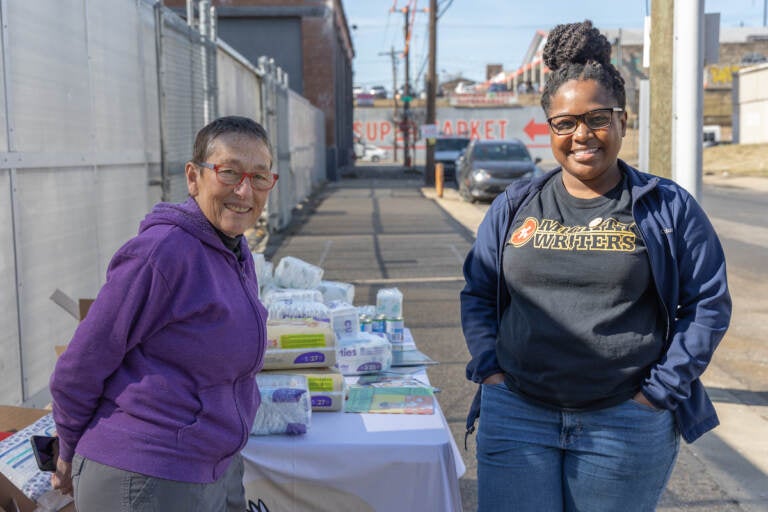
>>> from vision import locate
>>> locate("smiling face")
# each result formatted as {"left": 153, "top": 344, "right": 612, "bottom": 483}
{"left": 185, "top": 132, "right": 273, "bottom": 237}
{"left": 547, "top": 79, "right": 627, "bottom": 198}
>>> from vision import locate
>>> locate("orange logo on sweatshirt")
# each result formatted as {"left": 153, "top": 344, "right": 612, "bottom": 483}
{"left": 509, "top": 217, "right": 538, "bottom": 247}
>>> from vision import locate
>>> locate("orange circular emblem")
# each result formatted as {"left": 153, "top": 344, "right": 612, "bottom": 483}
{"left": 509, "top": 217, "right": 538, "bottom": 247}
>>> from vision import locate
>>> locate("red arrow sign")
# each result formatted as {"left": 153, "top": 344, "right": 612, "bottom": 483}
{"left": 524, "top": 118, "right": 549, "bottom": 141}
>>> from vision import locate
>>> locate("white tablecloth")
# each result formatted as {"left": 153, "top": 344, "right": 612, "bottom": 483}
{"left": 242, "top": 371, "right": 465, "bottom": 512}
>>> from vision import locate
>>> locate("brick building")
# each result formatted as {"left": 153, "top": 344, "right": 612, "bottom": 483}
{"left": 166, "top": 0, "right": 355, "bottom": 176}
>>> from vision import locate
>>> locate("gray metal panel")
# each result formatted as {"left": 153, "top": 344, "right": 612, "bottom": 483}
{"left": 274, "top": 87, "right": 292, "bottom": 230}
{"left": 217, "top": 18, "right": 303, "bottom": 94}
{"left": 313, "top": 107, "right": 325, "bottom": 189}
{"left": 6, "top": 1, "right": 92, "bottom": 153}
{"left": 737, "top": 66, "right": 768, "bottom": 143}
{"left": 0, "top": 3, "right": 7, "bottom": 153}
{"left": 15, "top": 167, "right": 102, "bottom": 400}
{"left": 94, "top": 164, "right": 153, "bottom": 278}
{"left": 87, "top": 0, "right": 146, "bottom": 152}
{"left": 217, "top": 43, "right": 262, "bottom": 121}
{"left": 140, "top": 1, "right": 161, "bottom": 162}
{"left": 1, "top": 0, "right": 164, "bottom": 404}
{"left": 0, "top": 170, "right": 21, "bottom": 404}
{"left": 138, "top": 0, "right": 163, "bottom": 205}
{"left": 288, "top": 90, "right": 325, "bottom": 202}
{"left": 261, "top": 60, "right": 281, "bottom": 231}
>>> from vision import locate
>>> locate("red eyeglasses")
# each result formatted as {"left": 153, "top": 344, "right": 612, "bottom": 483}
{"left": 195, "top": 162, "right": 278, "bottom": 191}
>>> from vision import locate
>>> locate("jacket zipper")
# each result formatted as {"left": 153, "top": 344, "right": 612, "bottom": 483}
{"left": 630, "top": 181, "right": 672, "bottom": 342}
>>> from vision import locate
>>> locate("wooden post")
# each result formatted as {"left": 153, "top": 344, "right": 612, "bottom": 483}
{"left": 435, "top": 163, "right": 444, "bottom": 198}
{"left": 649, "top": 0, "right": 674, "bottom": 178}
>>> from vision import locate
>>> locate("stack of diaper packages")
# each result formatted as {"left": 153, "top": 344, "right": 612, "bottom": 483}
{"left": 255, "top": 256, "right": 348, "bottom": 415}
{"left": 251, "top": 373, "right": 312, "bottom": 436}
{"left": 250, "top": 255, "right": 411, "bottom": 417}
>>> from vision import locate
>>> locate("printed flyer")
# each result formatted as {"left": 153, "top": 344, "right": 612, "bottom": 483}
{"left": 345, "top": 386, "right": 435, "bottom": 414}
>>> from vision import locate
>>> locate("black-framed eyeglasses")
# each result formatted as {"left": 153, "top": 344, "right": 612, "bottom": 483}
{"left": 547, "top": 107, "right": 624, "bottom": 136}
{"left": 194, "top": 162, "right": 278, "bottom": 191}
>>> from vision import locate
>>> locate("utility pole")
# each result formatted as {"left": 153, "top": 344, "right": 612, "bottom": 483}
{"left": 649, "top": 0, "right": 674, "bottom": 179}
{"left": 424, "top": 0, "right": 437, "bottom": 185}
{"left": 673, "top": 0, "right": 704, "bottom": 200}
{"left": 378, "top": 46, "right": 400, "bottom": 162}
{"left": 402, "top": 5, "right": 412, "bottom": 168}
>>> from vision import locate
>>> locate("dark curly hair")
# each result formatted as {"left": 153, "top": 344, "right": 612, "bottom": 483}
{"left": 540, "top": 20, "right": 625, "bottom": 114}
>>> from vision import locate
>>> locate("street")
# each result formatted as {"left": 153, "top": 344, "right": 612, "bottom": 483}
{"left": 265, "top": 165, "right": 768, "bottom": 511}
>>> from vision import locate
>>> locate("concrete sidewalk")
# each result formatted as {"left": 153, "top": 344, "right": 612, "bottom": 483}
{"left": 263, "top": 167, "right": 766, "bottom": 511}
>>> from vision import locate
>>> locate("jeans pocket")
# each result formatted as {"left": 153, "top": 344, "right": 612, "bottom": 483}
{"left": 627, "top": 398, "right": 664, "bottom": 413}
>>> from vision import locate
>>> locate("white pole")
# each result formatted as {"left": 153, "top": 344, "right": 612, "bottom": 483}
{"left": 198, "top": 0, "right": 210, "bottom": 123}
{"left": 672, "top": 0, "right": 704, "bottom": 200}
{"left": 186, "top": 0, "right": 194, "bottom": 27}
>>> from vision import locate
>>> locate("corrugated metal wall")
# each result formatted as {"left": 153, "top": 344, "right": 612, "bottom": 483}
{"left": 0, "top": 0, "right": 326, "bottom": 406}
{"left": 289, "top": 91, "right": 326, "bottom": 203}
{"left": 0, "top": 0, "right": 161, "bottom": 406}
{"left": 736, "top": 64, "right": 768, "bottom": 144}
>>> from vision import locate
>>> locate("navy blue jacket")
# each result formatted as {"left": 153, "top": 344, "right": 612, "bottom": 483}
{"left": 461, "top": 161, "right": 731, "bottom": 443}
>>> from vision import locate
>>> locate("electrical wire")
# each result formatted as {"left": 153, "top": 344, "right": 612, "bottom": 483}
{"left": 437, "top": 0, "right": 454, "bottom": 19}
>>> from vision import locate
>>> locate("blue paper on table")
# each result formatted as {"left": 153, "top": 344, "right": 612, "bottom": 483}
{"left": 390, "top": 348, "right": 438, "bottom": 367}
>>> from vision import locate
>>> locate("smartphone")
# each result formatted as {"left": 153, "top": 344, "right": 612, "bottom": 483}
{"left": 29, "top": 435, "right": 58, "bottom": 472}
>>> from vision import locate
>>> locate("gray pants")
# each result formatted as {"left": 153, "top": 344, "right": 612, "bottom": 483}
{"left": 71, "top": 453, "right": 246, "bottom": 512}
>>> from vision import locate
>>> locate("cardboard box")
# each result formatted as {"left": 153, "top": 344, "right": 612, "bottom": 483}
{"left": 50, "top": 289, "right": 95, "bottom": 359}
{"left": 0, "top": 406, "right": 74, "bottom": 512}
{"left": 49, "top": 289, "right": 93, "bottom": 322}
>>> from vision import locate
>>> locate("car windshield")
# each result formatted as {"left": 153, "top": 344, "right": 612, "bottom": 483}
{"left": 472, "top": 143, "right": 531, "bottom": 161}
{"left": 435, "top": 138, "right": 470, "bottom": 151}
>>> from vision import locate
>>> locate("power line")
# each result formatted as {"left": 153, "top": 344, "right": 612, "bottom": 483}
{"left": 437, "top": 0, "right": 453, "bottom": 18}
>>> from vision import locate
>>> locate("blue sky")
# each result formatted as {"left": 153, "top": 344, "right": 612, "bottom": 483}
{"left": 343, "top": 0, "right": 768, "bottom": 89}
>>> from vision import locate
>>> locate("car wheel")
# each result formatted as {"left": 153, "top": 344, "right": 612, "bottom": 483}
{"left": 371, "top": 155, "right": 380, "bottom": 163}
{"left": 459, "top": 181, "right": 474, "bottom": 203}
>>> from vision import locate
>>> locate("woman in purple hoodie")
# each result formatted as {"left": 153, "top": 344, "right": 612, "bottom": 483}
{"left": 49, "top": 116, "right": 276, "bottom": 511}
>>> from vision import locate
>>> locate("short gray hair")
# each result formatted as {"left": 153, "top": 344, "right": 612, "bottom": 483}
{"left": 192, "top": 116, "right": 273, "bottom": 168}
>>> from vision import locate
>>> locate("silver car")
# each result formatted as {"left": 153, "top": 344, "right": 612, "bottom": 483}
{"left": 456, "top": 139, "right": 541, "bottom": 202}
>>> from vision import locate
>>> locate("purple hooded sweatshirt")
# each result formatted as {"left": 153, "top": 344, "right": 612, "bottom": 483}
{"left": 50, "top": 197, "right": 267, "bottom": 483}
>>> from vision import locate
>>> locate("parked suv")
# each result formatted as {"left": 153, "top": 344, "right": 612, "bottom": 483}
{"left": 368, "top": 85, "right": 388, "bottom": 99}
{"left": 456, "top": 139, "right": 541, "bottom": 202}
{"left": 434, "top": 136, "right": 470, "bottom": 182}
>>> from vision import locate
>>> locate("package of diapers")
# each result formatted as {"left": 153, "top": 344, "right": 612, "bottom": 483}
{"left": 262, "top": 288, "right": 324, "bottom": 306}
{"left": 273, "top": 256, "right": 324, "bottom": 290}
{"left": 268, "top": 300, "right": 330, "bottom": 322}
{"left": 263, "top": 319, "right": 337, "bottom": 370}
{"left": 266, "top": 319, "right": 335, "bottom": 350}
{"left": 327, "top": 301, "right": 360, "bottom": 341}
{"left": 251, "top": 374, "right": 311, "bottom": 435}
{"left": 336, "top": 333, "right": 392, "bottom": 375}
{"left": 251, "top": 252, "right": 274, "bottom": 291}
{"left": 376, "top": 287, "right": 404, "bottom": 318}
{"left": 317, "top": 280, "right": 355, "bottom": 305}
{"left": 262, "top": 347, "right": 337, "bottom": 370}
{"left": 260, "top": 368, "right": 346, "bottom": 412}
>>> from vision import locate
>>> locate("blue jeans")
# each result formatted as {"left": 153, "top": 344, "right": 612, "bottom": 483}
{"left": 477, "top": 382, "right": 679, "bottom": 512}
